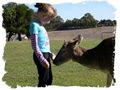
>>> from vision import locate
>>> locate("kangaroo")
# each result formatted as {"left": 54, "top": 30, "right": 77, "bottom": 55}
{"left": 53, "top": 35, "right": 115, "bottom": 87}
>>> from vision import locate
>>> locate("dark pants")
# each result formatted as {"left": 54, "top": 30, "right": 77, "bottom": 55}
{"left": 33, "top": 52, "right": 53, "bottom": 87}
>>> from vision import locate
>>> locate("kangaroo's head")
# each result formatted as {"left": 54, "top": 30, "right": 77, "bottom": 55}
{"left": 53, "top": 35, "right": 84, "bottom": 66}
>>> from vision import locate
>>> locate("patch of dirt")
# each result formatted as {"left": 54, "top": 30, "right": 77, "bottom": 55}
{"left": 48, "top": 26, "right": 115, "bottom": 41}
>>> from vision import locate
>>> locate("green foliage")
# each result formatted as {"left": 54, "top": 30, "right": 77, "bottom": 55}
{"left": 2, "top": 2, "right": 34, "bottom": 35}
{"left": 44, "top": 16, "right": 64, "bottom": 30}
{"left": 3, "top": 40, "right": 107, "bottom": 88}
{"left": 3, "top": 2, "right": 116, "bottom": 34}
{"left": 98, "top": 19, "right": 116, "bottom": 27}
{"left": 45, "top": 13, "right": 116, "bottom": 31}
{"left": 2, "top": 2, "right": 17, "bottom": 32}
{"left": 80, "top": 13, "right": 96, "bottom": 28}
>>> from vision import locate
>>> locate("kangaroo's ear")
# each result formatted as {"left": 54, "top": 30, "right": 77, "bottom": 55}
{"left": 73, "top": 35, "right": 83, "bottom": 45}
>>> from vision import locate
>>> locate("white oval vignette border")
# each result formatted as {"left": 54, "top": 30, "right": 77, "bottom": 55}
{"left": 0, "top": 0, "right": 120, "bottom": 90}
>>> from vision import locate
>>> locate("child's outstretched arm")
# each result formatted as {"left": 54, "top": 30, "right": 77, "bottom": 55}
{"left": 30, "top": 34, "right": 49, "bottom": 69}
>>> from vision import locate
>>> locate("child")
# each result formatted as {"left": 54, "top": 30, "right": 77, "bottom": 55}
{"left": 29, "top": 3, "right": 56, "bottom": 87}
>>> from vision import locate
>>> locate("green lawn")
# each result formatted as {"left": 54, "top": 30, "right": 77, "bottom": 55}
{"left": 3, "top": 40, "right": 107, "bottom": 88}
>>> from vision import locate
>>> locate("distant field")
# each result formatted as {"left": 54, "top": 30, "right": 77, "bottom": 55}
{"left": 3, "top": 40, "right": 107, "bottom": 88}
{"left": 48, "top": 26, "right": 115, "bottom": 40}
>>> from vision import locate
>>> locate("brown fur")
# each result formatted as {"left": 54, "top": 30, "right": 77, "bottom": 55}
{"left": 53, "top": 35, "right": 115, "bottom": 87}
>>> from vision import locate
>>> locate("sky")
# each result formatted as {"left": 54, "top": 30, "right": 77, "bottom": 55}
{"left": 26, "top": 1, "right": 116, "bottom": 22}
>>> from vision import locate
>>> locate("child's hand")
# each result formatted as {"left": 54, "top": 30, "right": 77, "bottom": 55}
{"left": 42, "top": 60, "right": 49, "bottom": 69}
{"left": 50, "top": 53, "right": 56, "bottom": 60}
{"left": 52, "top": 53, "right": 56, "bottom": 60}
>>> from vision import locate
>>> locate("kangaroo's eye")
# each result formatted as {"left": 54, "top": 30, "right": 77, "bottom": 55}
{"left": 64, "top": 44, "right": 67, "bottom": 47}
{"left": 62, "top": 48, "right": 66, "bottom": 53}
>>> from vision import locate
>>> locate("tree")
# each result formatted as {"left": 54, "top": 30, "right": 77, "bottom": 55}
{"left": 72, "top": 18, "right": 80, "bottom": 28}
{"left": 113, "top": 20, "right": 116, "bottom": 26}
{"left": 2, "top": 2, "right": 34, "bottom": 41}
{"left": 51, "top": 16, "right": 64, "bottom": 23}
{"left": 2, "top": 2, "right": 17, "bottom": 41}
{"left": 44, "top": 16, "right": 64, "bottom": 30}
{"left": 98, "top": 19, "right": 116, "bottom": 27}
{"left": 15, "top": 4, "right": 34, "bottom": 40}
{"left": 80, "top": 13, "right": 97, "bottom": 28}
{"left": 64, "top": 20, "right": 73, "bottom": 29}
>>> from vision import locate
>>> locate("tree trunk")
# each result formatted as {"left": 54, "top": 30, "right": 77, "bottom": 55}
{"left": 18, "top": 33, "right": 22, "bottom": 41}
{"left": 8, "top": 32, "right": 14, "bottom": 41}
{"left": 26, "top": 33, "right": 30, "bottom": 39}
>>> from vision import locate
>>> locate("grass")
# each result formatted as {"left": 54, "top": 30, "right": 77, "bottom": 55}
{"left": 3, "top": 40, "right": 107, "bottom": 88}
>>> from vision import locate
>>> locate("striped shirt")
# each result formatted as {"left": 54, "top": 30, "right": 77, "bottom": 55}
{"left": 29, "top": 21, "right": 53, "bottom": 64}
{"left": 30, "top": 34, "right": 48, "bottom": 64}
